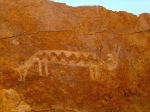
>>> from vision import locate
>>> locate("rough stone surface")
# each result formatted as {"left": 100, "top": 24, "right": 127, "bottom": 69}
{"left": 0, "top": 0, "right": 150, "bottom": 112}
{"left": 0, "top": 89, "right": 31, "bottom": 112}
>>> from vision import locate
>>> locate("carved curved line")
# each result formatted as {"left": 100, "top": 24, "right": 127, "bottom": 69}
{"left": 51, "top": 52, "right": 59, "bottom": 57}
{"left": 117, "top": 46, "right": 121, "bottom": 54}
{"left": 43, "top": 50, "right": 52, "bottom": 56}
{"left": 60, "top": 58, "right": 68, "bottom": 64}
{"left": 69, "top": 60, "right": 76, "bottom": 64}
{"left": 50, "top": 52, "right": 60, "bottom": 61}
{"left": 28, "top": 50, "right": 99, "bottom": 67}
{"left": 70, "top": 52, "right": 79, "bottom": 58}
{"left": 51, "top": 56, "right": 59, "bottom": 62}
{"left": 68, "top": 53, "right": 78, "bottom": 63}
{"left": 77, "top": 60, "right": 85, "bottom": 66}
{"left": 35, "top": 50, "right": 99, "bottom": 60}
{"left": 63, "top": 51, "right": 73, "bottom": 57}
{"left": 75, "top": 54, "right": 87, "bottom": 64}
{"left": 54, "top": 51, "right": 62, "bottom": 56}
{"left": 59, "top": 52, "right": 70, "bottom": 62}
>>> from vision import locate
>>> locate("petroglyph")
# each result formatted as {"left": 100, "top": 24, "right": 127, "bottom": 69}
{"left": 106, "top": 45, "right": 121, "bottom": 70}
{"left": 16, "top": 46, "right": 120, "bottom": 81}
{"left": 16, "top": 55, "right": 40, "bottom": 81}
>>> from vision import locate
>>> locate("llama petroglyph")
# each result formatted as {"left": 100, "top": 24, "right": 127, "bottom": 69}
{"left": 16, "top": 46, "right": 120, "bottom": 81}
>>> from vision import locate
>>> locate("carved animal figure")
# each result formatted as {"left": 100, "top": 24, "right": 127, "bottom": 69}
{"left": 16, "top": 46, "right": 120, "bottom": 81}
{"left": 16, "top": 55, "right": 41, "bottom": 81}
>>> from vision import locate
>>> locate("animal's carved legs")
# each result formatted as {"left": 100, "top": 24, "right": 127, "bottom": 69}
{"left": 94, "top": 65, "right": 99, "bottom": 79}
{"left": 90, "top": 66, "right": 96, "bottom": 80}
{"left": 44, "top": 60, "right": 49, "bottom": 76}
{"left": 38, "top": 61, "right": 42, "bottom": 76}
{"left": 22, "top": 69, "right": 27, "bottom": 81}
{"left": 18, "top": 69, "right": 27, "bottom": 81}
{"left": 17, "top": 70, "right": 22, "bottom": 81}
{"left": 90, "top": 65, "right": 99, "bottom": 80}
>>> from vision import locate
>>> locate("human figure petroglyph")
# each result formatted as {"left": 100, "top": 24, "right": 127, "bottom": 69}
{"left": 16, "top": 46, "right": 121, "bottom": 81}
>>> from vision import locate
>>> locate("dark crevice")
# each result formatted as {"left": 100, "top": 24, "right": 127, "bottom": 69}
{"left": 0, "top": 28, "right": 149, "bottom": 39}
{"left": 0, "top": 30, "right": 75, "bottom": 39}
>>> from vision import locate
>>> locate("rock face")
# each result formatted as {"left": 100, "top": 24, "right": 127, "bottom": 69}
{"left": 0, "top": 0, "right": 150, "bottom": 111}
{"left": 0, "top": 89, "right": 31, "bottom": 112}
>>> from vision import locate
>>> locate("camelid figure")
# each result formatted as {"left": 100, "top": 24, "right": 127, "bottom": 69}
{"left": 16, "top": 46, "right": 120, "bottom": 81}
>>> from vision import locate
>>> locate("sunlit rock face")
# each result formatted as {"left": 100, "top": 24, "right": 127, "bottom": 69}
{"left": 0, "top": 0, "right": 150, "bottom": 111}
{"left": 0, "top": 89, "right": 31, "bottom": 112}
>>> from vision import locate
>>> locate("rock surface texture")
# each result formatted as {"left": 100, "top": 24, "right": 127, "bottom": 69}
{"left": 0, "top": 89, "right": 31, "bottom": 112}
{"left": 0, "top": 0, "right": 150, "bottom": 112}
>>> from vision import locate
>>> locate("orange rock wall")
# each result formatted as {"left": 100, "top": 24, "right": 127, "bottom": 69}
{"left": 0, "top": 0, "right": 150, "bottom": 111}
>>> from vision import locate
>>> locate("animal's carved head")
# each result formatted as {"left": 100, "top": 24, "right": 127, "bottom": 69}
{"left": 106, "top": 45, "right": 121, "bottom": 70}
{"left": 107, "top": 45, "right": 120, "bottom": 60}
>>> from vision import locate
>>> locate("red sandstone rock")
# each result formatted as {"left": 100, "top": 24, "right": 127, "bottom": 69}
{"left": 0, "top": 89, "right": 31, "bottom": 112}
{"left": 0, "top": 0, "right": 150, "bottom": 111}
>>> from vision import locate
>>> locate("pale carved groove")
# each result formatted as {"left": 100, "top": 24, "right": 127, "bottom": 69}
{"left": 16, "top": 46, "right": 120, "bottom": 81}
